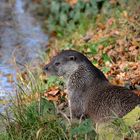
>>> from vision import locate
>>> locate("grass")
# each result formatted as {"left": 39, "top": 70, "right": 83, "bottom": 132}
{"left": 0, "top": 68, "right": 66, "bottom": 140}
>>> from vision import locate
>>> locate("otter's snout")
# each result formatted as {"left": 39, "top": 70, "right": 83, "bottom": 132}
{"left": 43, "top": 65, "right": 49, "bottom": 71}
{"left": 43, "top": 63, "right": 58, "bottom": 76}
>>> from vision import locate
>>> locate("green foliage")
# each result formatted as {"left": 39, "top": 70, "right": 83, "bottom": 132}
{"left": 70, "top": 119, "right": 96, "bottom": 140}
{"left": 46, "top": 76, "right": 64, "bottom": 89}
{"left": 0, "top": 133, "right": 9, "bottom": 140}
{"left": 102, "top": 53, "right": 111, "bottom": 63}
{"left": 102, "top": 67, "right": 110, "bottom": 73}
{"left": 89, "top": 44, "right": 98, "bottom": 55}
{"left": 37, "top": 0, "right": 98, "bottom": 33}
{"left": 112, "top": 118, "right": 133, "bottom": 136}
{"left": 3, "top": 99, "right": 68, "bottom": 140}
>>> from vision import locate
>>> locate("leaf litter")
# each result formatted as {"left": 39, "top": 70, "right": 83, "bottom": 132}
{"left": 42, "top": 3, "right": 140, "bottom": 105}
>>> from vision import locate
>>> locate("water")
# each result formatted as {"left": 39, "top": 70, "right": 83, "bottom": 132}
{"left": 0, "top": 0, "right": 48, "bottom": 112}
{"left": 14, "top": 0, "right": 48, "bottom": 63}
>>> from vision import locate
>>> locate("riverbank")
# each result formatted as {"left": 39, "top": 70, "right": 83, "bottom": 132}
{"left": 0, "top": 0, "right": 48, "bottom": 113}
{"left": 0, "top": 0, "right": 48, "bottom": 136}
{"left": 0, "top": 0, "right": 140, "bottom": 140}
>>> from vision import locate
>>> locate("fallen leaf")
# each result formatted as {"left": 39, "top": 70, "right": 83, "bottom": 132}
{"left": 66, "top": 0, "right": 78, "bottom": 6}
{"left": 46, "top": 95, "right": 59, "bottom": 101}
{"left": 45, "top": 89, "right": 59, "bottom": 96}
{"left": 133, "top": 90, "right": 140, "bottom": 96}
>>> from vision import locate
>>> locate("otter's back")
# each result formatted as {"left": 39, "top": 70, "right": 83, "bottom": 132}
{"left": 87, "top": 84, "right": 140, "bottom": 123}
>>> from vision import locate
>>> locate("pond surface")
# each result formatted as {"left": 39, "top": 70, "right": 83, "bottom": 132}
{"left": 0, "top": 0, "right": 48, "bottom": 112}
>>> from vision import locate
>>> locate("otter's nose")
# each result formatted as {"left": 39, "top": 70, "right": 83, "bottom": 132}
{"left": 43, "top": 65, "right": 49, "bottom": 71}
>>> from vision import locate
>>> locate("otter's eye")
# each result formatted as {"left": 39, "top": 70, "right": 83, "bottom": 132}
{"left": 69, "top": 56, "right": 76, "bottom": 61}
{"left": 55, "top": 62, "right": 60, "bottom": 66}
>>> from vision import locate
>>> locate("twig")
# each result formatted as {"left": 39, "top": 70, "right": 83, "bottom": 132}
{"left": 54, "top": 102, "right": 71, "bottom": 126}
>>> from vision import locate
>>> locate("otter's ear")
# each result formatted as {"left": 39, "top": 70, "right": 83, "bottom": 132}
{"left": 69, "top": 55, "right": 76, "bottom": 61}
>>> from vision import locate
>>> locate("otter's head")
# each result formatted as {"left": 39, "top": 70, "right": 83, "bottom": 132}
{"left": 44, "top": 50, "right": 90, "bottom": 78}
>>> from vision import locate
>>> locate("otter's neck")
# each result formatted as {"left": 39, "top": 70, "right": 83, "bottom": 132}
{"left": 66, "top": 64, "right": 109, "bottom": 91}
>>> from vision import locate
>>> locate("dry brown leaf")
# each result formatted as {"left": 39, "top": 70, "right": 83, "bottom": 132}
{"left": 107, "top": 18, "right": 115, "bottom": 26}
{"left": 66, "top": 0, "right": 78, "bottom": 6}
{"left": 47, "top": 95, "right": 59, "bottom": 101}
{"left": 43, "top": 86, "right": 61, "bottom": 102}
{"left": 133, "top": 90, "right": 140, "bottom": 96}
{"left": 45, "top": 89, "right": 60, "bottom": 96}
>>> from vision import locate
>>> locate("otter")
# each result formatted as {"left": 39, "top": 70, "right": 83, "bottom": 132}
{"left": 44, "top": 50, "right": 140, "bottom": 123}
